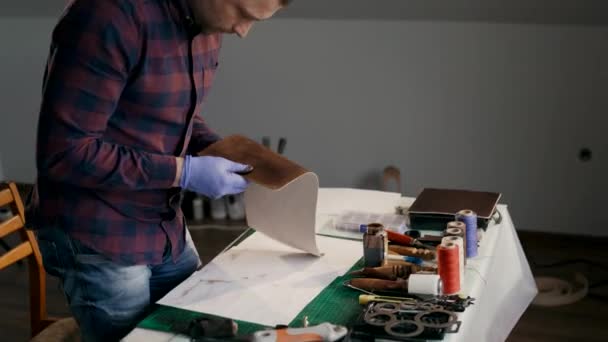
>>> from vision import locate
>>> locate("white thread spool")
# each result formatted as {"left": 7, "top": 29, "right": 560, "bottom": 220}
{"left": 445, "top": 227, "right": 466, "bottom": 265}
{"left": 447, "top": 221, "right": 465, "bottom": 230}
{"left": 442, "top": 236, "right": 464, "bottom": 291}
{"left": 408, "top": 273, "right": 442, "bottom": 296}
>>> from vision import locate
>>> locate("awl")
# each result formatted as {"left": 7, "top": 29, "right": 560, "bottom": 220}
{"left": 386, "top": 230, "right": 436, "bottom": 250}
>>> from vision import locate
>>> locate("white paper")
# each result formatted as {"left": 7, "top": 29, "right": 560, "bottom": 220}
{"left": 243, "top": 172, "right": 321, "bottom": 256}
{"left": 158, "top": 232, "right": 362, "bottom": 327}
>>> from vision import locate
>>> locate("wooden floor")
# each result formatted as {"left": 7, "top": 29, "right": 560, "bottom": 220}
{"left": 507, "top": 231, "right": 608, "bottom": 342}
{"left": 1, "top": 228, "right": 607, "bottom": 341}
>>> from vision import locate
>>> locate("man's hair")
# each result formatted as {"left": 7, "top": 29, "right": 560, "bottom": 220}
{"left": 281, "top": 0, "right": 293, "bottom": 5}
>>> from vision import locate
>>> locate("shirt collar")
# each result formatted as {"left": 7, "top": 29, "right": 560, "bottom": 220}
{"left": 170, "top": 0, "right": 201, "bottom": 36}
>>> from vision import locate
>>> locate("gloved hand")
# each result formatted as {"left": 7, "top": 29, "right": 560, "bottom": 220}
{"left": 180, "top": 155, "right": 252, "bottom": 199}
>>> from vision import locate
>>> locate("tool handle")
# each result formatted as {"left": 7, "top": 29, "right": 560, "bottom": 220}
{"left": 350, "top": 265, "right": 411, "bottom": 280}
{"left": 251, "top": 323, "right": 347, "bottom": 342}
{"left": 359, "top": 294, "right": 413, "bottom": 305}
{"left": 386, "top": 230, "right": 415, "bottom": 245}
{"left": 388, "top": 245, "right": 436, "bottom": 260}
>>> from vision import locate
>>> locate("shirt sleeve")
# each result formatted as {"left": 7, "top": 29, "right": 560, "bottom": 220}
{"left": 186, "top": 114, "right": 222, "bottom": 155}
{"left": 36, "top": 0, "right": 176, "bottom": 190}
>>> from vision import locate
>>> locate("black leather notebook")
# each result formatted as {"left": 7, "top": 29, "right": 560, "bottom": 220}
{"left": 408, "top": 188, "right": 502, "bottom": 231}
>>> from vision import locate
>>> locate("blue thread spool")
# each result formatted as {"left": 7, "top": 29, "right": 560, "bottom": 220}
{"left": 456, "top": 209, "right": 478, "bottom": 258}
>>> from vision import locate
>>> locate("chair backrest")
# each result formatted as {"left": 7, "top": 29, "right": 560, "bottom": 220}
{"left": 0, "top": 182, "right": 52, "bottom": 337}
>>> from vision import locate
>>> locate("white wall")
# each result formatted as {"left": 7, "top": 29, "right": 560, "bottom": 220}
{"left": 0, "top": 17, "right": 606, "bottom": 235}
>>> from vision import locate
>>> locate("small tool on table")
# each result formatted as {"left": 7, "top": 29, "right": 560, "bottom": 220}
{"left": 386, "top": 229, "right": 436, "bottom": 250}
{"left": 187, "top": 317, "right": 347, "bottom": 342}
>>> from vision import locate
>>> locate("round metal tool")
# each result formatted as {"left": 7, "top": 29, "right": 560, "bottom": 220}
{"left": 414, "top": 309, "right": 458, "bottom": 329}
{"left": 416, "top": 302, "right": 443, "bottom": 311}
{"left": 364, "top": 312, "right": 395, "bottom": 327}
{"left": 374, "top": 302, "right": 400, "bottom": 314}
{"left": 384, "top": 319, "right": 425, "bottom": 338}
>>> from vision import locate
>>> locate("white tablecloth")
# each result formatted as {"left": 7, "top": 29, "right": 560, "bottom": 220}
{"left": 124, "top": 190, "right": 537, "bottom": 342}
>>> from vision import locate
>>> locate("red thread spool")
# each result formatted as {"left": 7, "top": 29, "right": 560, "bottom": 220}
{"left": 437, "top": 242, "right": 460, "bottom": 295}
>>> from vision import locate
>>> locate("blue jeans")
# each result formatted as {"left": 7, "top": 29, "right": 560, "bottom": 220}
{"left": 36, "top": 227, "right": 200, "bottom": 341}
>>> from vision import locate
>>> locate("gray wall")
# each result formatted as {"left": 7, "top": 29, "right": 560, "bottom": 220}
{"left": 0, "top": 17, "right": 606, "bottom": 235}
{"left": 0, "top": 153, "right": 4, "bottom": 181}
{"left": 0, "top": 18, "right": 50, "bottom": 183}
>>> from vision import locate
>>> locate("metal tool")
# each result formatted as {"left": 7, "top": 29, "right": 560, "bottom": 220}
{"left": 348, "top": 278, "right": 409, "bottom": 292}
{"left": 358, "top": 301, "right": 461, "bottom": 339}
{"left": 358, "top": 294, "right": 419, "bottom": 305}
{"left": 386, "top": 230, "right": 436, "bottom": 250}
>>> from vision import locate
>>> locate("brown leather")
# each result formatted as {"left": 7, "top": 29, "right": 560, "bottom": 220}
{"left": 408, "top": 188, "right": 501, "bottom": 219}
{"left": 199, "top": 135, "right": 308, "bottom": 190}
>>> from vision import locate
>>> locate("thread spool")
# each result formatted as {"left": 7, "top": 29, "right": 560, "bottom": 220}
{"left": 363, "top": 223, "right": 388, "bottom": 267}
{"left": 444, "top": 226, "right": 467, "bottom": 265}
{"left": 437, "top": 242, "right": 460, "bottom": 295}
{"left": 407, "top": 274, "right": 442, "bottom": 296}
{"left": 456, "top": 210, "right": 478, "bottom": 258}
{"left": 447, "top": 221, "right": 465, "bottom": 230}
{"left": 442, "top": 236, "right": 464, "bottom": 290}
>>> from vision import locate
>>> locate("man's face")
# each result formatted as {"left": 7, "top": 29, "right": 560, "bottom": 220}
{"left": 188, "top": 0, "right": 284, "bottom": 38}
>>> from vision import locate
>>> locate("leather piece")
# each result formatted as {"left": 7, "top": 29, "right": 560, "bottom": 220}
{"left": 198, "top": 135, "right": 308, "bottom": 190}
{"left": 408, "top": 188, "right": 501, "bottom": 219}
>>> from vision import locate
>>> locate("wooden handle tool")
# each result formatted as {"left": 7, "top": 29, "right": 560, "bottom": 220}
{"left": 386, "top": 230, "right": 436, "bottom": 250}
{"left": 350, "top": 265, "right": 412, "bottom": 280}
{"left": 388, "top": 245, "right": 436, "bottom": 260}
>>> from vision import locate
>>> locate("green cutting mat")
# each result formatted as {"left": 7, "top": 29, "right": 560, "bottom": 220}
{"left": 289, "top": 258, "right": 364, "bottom": 327}
{"left": 137, "top": 258, "right": 365, "bottom": 335}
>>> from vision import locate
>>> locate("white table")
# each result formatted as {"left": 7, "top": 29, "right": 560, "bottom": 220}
{"left": 124, "top": 190, "right": 537, "bottom": 342}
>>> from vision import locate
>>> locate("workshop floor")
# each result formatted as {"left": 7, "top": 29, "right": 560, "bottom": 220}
{"left": 1, "top": 228, "right": 607, "bottom": 341}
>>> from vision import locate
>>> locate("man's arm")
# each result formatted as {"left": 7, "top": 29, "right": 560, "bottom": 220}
{"left": 37, "top": 0, "right": 177, "bottom": 190}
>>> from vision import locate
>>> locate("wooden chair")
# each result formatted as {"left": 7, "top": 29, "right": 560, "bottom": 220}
{"left": 0, "top": 182, "right": 79, "bottom": 341}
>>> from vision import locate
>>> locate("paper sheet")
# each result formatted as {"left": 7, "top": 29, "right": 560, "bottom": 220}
{"left": 244, "top": 172, "right": 321, "bottom": 255}
{"left": 158, "top": 232, "right": 362, "bottom": 327}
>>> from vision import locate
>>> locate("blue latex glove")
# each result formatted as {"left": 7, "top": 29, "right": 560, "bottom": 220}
{"left": 180, "top": 155, "right": 252, "bottom": 199}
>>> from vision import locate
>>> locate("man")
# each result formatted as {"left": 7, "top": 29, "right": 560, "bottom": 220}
{"left": 27, "top": 0, "right": 290, "bottom": 340}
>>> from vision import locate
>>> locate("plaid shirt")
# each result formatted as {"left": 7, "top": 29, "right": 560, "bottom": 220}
{"left": 28, "top": 0, "right": 222, "bottom": 265}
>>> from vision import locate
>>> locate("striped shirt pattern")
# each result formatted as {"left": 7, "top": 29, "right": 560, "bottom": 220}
{"left": 29, "top": 0, "right": 221, "bottom": 264}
